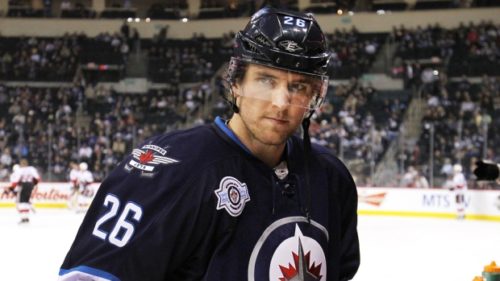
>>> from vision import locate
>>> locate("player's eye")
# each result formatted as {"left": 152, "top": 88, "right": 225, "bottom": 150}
{"left": 288, "top": 82, "right": 310, "bottom": 95}
{"left": 256, "top": 76, "right": 276, "bottom": 87}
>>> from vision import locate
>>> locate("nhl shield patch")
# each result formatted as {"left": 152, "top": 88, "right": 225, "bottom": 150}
{"left": 215, "top": 176, "right": 250, "bottom": 217}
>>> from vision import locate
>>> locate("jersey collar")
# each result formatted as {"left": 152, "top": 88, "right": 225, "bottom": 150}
{"left": 214, "top": 116, "right": 252, "bottom": 155}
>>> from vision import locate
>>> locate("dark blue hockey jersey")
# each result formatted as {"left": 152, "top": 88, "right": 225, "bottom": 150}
{"left": 59, "top": 116, "right": 360, "bottom": 281}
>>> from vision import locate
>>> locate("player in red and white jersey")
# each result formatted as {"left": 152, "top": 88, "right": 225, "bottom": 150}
{"left": 76, "top": 162, "right": 94, "bottom": 189}
{"left": 73, "top": 162, "right": 94, "bottom": 212}
{"left": 450, "top": 164, "right": 468, "bottom": 219}
{"left": 69, "top": 162, "right": 79, "bottom": 189}
{"left": 10, "top": 159, "right": 40, "bottom": 223}
{"left": 68, "top": 162, "right": 80, "bottom": 210}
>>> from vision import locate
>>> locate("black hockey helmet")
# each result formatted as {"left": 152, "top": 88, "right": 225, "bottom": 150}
{"left": 232, "top": 7, "right": 331, "bottom": 76}
{"left": 226, "top": 7, "right": 331, "bottom": 112}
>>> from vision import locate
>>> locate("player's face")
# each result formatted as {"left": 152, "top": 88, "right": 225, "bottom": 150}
{"left": 232, "top": 64, "right": 317, "bottom": 146}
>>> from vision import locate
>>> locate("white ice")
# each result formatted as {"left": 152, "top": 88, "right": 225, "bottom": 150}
{"left": 0, "top": 209, "right": 499, "bottom": 281}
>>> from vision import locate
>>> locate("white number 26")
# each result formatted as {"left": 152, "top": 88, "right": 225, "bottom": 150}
{"left": 92, "top": 194, "right": 143, "bottom": 247}
{"left": 283, "top": 16, "right": 306, "bottom": 27}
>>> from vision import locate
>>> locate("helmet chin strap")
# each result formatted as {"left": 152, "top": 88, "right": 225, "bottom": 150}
{"left": 301, "top": 111, "right": 314, "bottom": 223}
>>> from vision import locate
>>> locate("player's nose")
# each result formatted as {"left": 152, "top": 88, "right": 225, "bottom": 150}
{"left": 270, "top": 85, "right": 290, "bottom": 109}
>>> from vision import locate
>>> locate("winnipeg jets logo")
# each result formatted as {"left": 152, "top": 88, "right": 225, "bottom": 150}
{"left": 279, "top": 40, "right": 303, "bottom": 53}
{"left": 125, "top": 144, "right": 179, "bottom": 177}
{"left": 248, "top": 217, "right": 329, "bottom": 281}
{"left": 271, "top": 225, "right": 326, "bottom": 281}
{"left": 215, "top": 176, "right": 250, "bottom": 217}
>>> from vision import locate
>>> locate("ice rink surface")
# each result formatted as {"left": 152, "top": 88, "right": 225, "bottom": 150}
{"left": 1, "top": 209, "right": 499, "bottom": 281}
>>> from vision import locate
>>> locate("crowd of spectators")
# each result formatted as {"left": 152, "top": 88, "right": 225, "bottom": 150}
{"left": 0, "top": 34, "right": 80, "bottom": 81}
{"left": 327, "top": 28, "right": 384, "bottom": 79}
{"left": 145, "top": 32, "right": 232, "bottom": 84}
{"left": 393, "top": 21, "right": 500, "bottom": 89}
{"left": 0, "top": 84, "right": 85, "bottom": 181}
{"left": 0, "top": 31, "right": 131, "bottom": 83}
{"left": 402, "top": 74, "right": 499, "bottom": 187}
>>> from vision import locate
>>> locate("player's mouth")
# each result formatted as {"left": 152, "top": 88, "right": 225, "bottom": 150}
{"left": 264, "top": 116, "right": 289, "bottom": 126}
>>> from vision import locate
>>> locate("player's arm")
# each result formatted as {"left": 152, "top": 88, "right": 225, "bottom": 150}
{"left": 325, "top": 154, "right": 360, "bottom": 281}
{"left": 2, "top": 182, "right": 17, "bottom": 195}
{"left": 31, "top": 167, "right": 41, "bottom": 185}
{"left": 4, "top": 172, "right": 20, "bottom": 194}
{"left": 338, "top": 169, "right": 360, "bottom": 281}
{"left": 59, "top": 159, "right": 217, "bottom": 280}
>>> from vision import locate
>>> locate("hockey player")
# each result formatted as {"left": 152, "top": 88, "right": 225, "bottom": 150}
{"left": 59, "top": 7, "right": 360, "bottom": 281}
{"left": 69, "top": 162, "right": 94, "bottom": 212}
{"left": 450, "top": 164, "right": 468, "bottom": 219}
{"left": 75, "top": 162, "right": 94, "bottom": 212}
{"left": 68, "top": 162, "right": 79, "bottom": 210}
{"left": 10, "top": 159, "right": 40, "bottom": 224}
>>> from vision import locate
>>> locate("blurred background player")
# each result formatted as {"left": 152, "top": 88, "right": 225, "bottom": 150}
{"left": 68, "top": 162, "right": 80, "bottom": 210}
{"left": 10, "top": 159, "right": 40, "bottom": 224}
{"left": 444, "top": 164, "right": 468, "bottom": 220}
{"left": 74, "top": 162, "right": 94, "bottom": 212}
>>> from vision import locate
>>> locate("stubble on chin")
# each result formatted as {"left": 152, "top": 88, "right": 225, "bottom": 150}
{"left": 252, "top": 119, "right": 295, "bottom": 146}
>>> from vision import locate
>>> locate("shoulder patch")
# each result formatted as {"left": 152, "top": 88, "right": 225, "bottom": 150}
{"left": 124, "top": 144, "right": 179, "bottom": 177}
{"left": 215, "top": 176, "right": 251, "bottom": 217}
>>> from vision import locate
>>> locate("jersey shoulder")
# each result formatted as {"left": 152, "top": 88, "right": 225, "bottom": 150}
{"left": 138, "top": 123, "right": 234, "bottom": 167}
{"left": 111, "top": 123, "right": 237, "bottom": 189}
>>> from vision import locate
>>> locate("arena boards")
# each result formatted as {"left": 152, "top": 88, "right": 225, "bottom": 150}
{"left": 2, "top": 183, "right": 500, "bottom": 221}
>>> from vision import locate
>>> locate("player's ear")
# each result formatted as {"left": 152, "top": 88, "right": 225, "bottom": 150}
{"left": 231, "top": 82, "right": 242, "bottom": 97}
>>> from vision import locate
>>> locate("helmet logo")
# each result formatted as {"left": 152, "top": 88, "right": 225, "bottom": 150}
{"left": 279, "top": 40, "right": 303, "bottom": 53}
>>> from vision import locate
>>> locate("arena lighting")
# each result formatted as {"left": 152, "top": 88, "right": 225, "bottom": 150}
{"left": 181, "top": 17, "right": 189, "bottom": 23}
{"left": 337, "top": 9, "right": 343, "bottom": 15}
{"left": 126, "top": 17, "right": 151, "bottom": 23}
